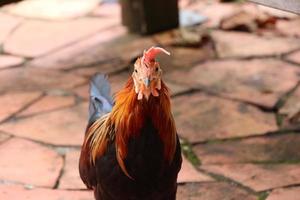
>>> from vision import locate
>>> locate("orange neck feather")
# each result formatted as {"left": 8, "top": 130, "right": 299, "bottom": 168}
{"left": 108, "top": 77, "right": 177, "bottom": 177}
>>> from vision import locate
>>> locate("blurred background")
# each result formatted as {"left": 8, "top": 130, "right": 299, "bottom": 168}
{"left": 0, "top": 0, "right": 299, "bottom": 199}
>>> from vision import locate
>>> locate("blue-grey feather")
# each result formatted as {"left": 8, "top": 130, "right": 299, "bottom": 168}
{"left": 88, "top": 73, "right": 113, "bottom": 125}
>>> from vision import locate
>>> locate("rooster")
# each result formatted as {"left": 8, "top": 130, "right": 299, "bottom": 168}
{"left": 79, "top": 47, "right": 182, "bottom": 200}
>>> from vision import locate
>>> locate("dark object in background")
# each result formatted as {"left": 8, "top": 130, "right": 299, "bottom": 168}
{"left": 121, "top": 0, "right": 179, "bottom": 35}
{"left": 0, "top": 0, "right": 23, "bottom": 7}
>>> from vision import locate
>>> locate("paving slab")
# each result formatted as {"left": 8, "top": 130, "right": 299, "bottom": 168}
{"left": 212, "top": 30, "right": 300, "bottom": 58}
{"left": 3, "top": 18, "right": 118, "bottom": 57}
{"left": 172, "top": 92, "right": 277, "bottom": 143}
{"left": 1, "top": 0, "right": 100, "bottom": 20}
{"left": 0, "top": 55, "right": 25, "bottom": 69}
{"left": 0, "top": 12, "right": 22, "bottom": 45}
{"left": 277, "top": 19, "right": 300, "bottom": 38}
{"left": 91, "top": 3, "right": 121, "bottom": 24}
{"left": 0, "top": 138, "right": 63, "bottom": 187}
{"left": 0, "top": 103, "right": 88, "bottom": 146}
{"left": 177, "top": 182, "right": 257, "bottom": 200}
{"left": 68, "top": 59, "right": 127, "bottom": 77}
{"left": 187, "top": 2, "right": 238, "bottom": 28}
{"left": 178, "top": 155, "right": 213, "bottom": 183}
{"left": 29, "top": 26, "right": 126, "bottom": 70}
{"left": 18, "top": 94, "right": 76, "bottom": 117}
{"left": 0, "top": 184, "right": 93, "bottom": 200}
{"left": 167, "top": 59, "right": 300, "bottom": 108}
{"left": 0, "top": 133, "right": 10, "bottom": 144}
{"left": 194, "top": 133, "right": 300, "bottom": 164}
{"left": 258, "top": 5, "right": 298, "bottom": 19}
{"left": 286, "top": 50, "right": 300, "bottom": 65}
{"left": 157, "top": 46, "right": 215, "bottom": 72}
{"left": 0, "top": 67, "right": 86, "bottom": 93}
{"left": 59, "top": 150, "right": 86, "bottom": 189}
{"left": 201, "top": 163, "right": 300, "bottom": 192}
{"left": 267, "top": 187, "right": 300, "bottom": 200}
{"left": 0, "top": 91, "right": 42, "bottom": 122}
{"left": 279, "top": 86, "right": 300, "bottom": 129}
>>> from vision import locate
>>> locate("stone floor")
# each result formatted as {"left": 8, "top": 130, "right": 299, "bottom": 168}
{"left": 0, "top": 0, "right": 299, "bottom": 199}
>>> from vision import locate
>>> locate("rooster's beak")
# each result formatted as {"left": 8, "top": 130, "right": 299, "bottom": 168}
{"left": 144, "top": 78, "right": 150, "bottom": 88}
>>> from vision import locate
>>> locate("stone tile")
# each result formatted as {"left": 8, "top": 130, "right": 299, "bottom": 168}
{"left": 276, "top": 19, "right": 300, "bottom": 38}
{"left": 0, "top": 67, "right": 86, "bottom": 93}
{"left": 177, "top": 182, "right": 257, "bottom": 200}
{"left": 29, "top": 26, "right": 127, "bottom": 70}
{"left": 0, "top": 185, "right": 93, "bottom": 200}
{"left": 0, "top": 55, "right": 24, "bottom": 69}
{"left": 201, "top": 163, "right": 300, "bottom": 192}
{"left": 0, "top": 138, "right": 63, "bottom": 187}
{"left": 167, "top": 59, "right": 300, "bottom": 108}
{"left": 0, "top": 103, "right": 88, "bottom": 146}
{"left": 279, "top": 86, "right": 300, "bottom": 129}
{"left": 0, "top": 133, "right": 10, "bottom": 144}
{"left": 178, "top": 155, "right": 213, "bottom": 183}
{"left": 109, "top": 35, "right": 156, "bottom": 64}
{"left": 165, "top": 81, "right": 191, "bottom": 96}
{"left": 258, "top": 5, "right": 298, "bottom": 19}
{"left": 70, "top": 59, "right": 127, "bottom": 77}
{"left": 158, "top": 46, "right": 215, "bottom": 72}
{"left": 188, "top": 2, "right": 238, "bottom": 28}
{"left": 0, "top": 12, "right": 22, "bottom": 45}
{"left": 73, "top": 84, "right": 89, "bottom": 100}
{"left": 2, "top": 0, "right": 100, "bottom": 20}
{"left": 109, "top": 71, "right": 130, "bottom": 95}
{"left": 286, "top": 50, "right": 300, "bottom": 65}
{"left": 212, "top": 30, "right": 300, "bottom": 58}
{"left": 59, "top": 150, "right": 86, "bottom": 189}
{"left": 172, "top": 92, "right": 277, "bottom": 143}
{"left": 267, "top": 187, "right": 300, "bottom": 200}
{"left": 4, "top": 18, "right": 119, "bottom": 57}
{"left": 18, "top": 94, "right": 76, "bottom": 117}
{"left": 194, "top": 133, "right": 300, "bottom": 164}
{"left": 0, "top": 91, "right": 42, "bottom": 122}
{"left": 91, "top": 3, "right": 121, "bottom": 19}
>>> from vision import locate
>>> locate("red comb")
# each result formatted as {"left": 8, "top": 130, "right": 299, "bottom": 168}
{"left": 142, "top": 47, "right": 170, "bottom": 65}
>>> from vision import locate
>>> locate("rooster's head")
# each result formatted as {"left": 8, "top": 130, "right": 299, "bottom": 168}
{"left": 132, "top": 46, "right": 170, "bottom": 100}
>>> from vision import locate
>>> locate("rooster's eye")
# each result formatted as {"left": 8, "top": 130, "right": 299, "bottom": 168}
{"left": 155, "top": 67, "right": 158, "bottom": 72}
{"left": 135, "top": 69, "right": 138, "bottom": 73}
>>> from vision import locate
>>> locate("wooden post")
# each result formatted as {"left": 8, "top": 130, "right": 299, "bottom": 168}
{"left": 120, "top": 0, "right": 179, "bottom": 35}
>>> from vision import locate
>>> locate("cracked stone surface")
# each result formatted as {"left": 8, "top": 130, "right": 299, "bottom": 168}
{"left": 212, "top": 31, "right": 300, "bottom": 58}
{"left": 0, "top": 12, "right": 22, "bottom": 45}
{"left": 177, "top": 182, "right": 257, "bottom": 200}
{"left": 0, "top": 1, "right": 299, "bottom": 199}
{"left": 279, "top": 86, "right": 300, "bottom": 129}
{"left": 172, "top": 92, "right": 277, "bottom": 142}
{"left": 0, "top": 185, "right": 93, "bottom": 200}
{"left": 0, "top": 91, "right": 42, "bottom": 122}
{"left": 201, "top": 163, "right": 300, "bottom": 192}
{"left": 0, "top": 55, "right": 25, "bottom": 69}
{"left": 194, "top": 133, "right": 300, "bottom": 164}
{"left": 59, "top": 150, "right": 86, "bottom": 189}
{"left": 0, "top": 133, "right": 10, "bottom": 143}
{"left": 28, "top": 26, "right": 127, "bottom": 70}
{"left": 167, "top": 59, "right": 300, "bottom": 108}
{"left": 0, "top": 138, "right": 63, "bottom": 187}
{"left": 286, "top": 50, "right": 300, "bottom": 65}
{"left": 2, "top": 0, "right": 100, "bottom": 20}
{"left": 276, "top": 19, "right": 300, "bottom": 38}
{"left": 18, "top": 94, "right": 76, "bottom": 117}
{"left": 267, "top": 187, "right": 300, "bottom": 200}
{"left": 3, "top": 18, "right": 119, "bottom": 57}
{"left": 0, "top": 103, "right": 88, "bottom": 146}
{"left": 178, "top": 155, "right": 213, "bottom": 183}
{"left": 0, "top": 67, "right": 86, "bottom": 93}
